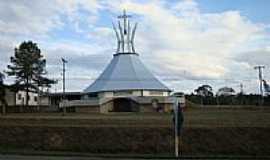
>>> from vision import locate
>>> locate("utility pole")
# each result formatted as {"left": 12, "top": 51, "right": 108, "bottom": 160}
{"left": 239, "top": 83, "right": 244, "bottom": 105}
{"left": 61, "top": 58, "right": 67, "bottom": 115}
{"left": 254, "top": 65, "right": 265, "bottom": 105}
{"left": 240, "top": 83, "right": 244, "bottom": 94}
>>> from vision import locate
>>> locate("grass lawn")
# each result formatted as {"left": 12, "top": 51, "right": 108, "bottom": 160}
{"left": 0, "top": 107, "right": 270, "bottom": 155}
{"left": 0, "top": 107, "right": 270, "bottom": 128}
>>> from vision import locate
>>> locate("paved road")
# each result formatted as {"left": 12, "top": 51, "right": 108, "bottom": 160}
{"left": 0, "top": 155, "right": 128, "bottom": 160}
{"left": 0, "top": 154, "right": 172, "bottom": 160}
{"left": 0, "top": 154, "right": 268, "bottom": 160}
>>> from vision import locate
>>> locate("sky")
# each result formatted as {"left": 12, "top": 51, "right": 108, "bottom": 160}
{"left": 0, "top": 0, "right": 270, "bottom": 94}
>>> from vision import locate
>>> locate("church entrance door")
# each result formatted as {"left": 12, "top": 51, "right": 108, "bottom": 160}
{"left": 112, "top": 98, "right": 139, "bottom": 112}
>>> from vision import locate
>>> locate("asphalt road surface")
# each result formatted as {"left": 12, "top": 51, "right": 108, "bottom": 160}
{"left": 0, "top": 154, "right": 176, "bottom": 160}
{"left": 0, "top": 154, "right": 130, "bottom": 160}
{"left": 1, "top": 154, "right": 267, "bottom": 160}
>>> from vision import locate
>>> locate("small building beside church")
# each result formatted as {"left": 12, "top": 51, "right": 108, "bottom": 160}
{"left": 0, "top": 86, "right": 38, "bottom": 107}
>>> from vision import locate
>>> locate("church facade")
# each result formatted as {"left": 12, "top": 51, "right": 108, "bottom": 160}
{"left": 65, "top": 11, "right": 173, "bottom": 113}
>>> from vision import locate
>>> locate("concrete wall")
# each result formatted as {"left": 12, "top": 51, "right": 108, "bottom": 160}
{"left": 75, "top": 106, "right": 99, "bottom": 113}
{"left": 140, "top": 103, "right": 173, "bottom": 113}
{"left": 64, "top": 95, "right": 174, "bottom": 113}
{"left": 98, "top": 92, "right": 114, "bottom": 98}
{"left": 64, "top": 99, "right": 99, "bottom": 107}
{"left": 132, "top": 90, "right": 142, "bottom": 96}
{"left": 99, "top": 90, "right": 169, "bottom": 98}
{"left": 98, "top": 98, "right": 173, "bottom": 113}
{"left": 140, "top": 104, "right": 154, "bottom": 112}
{"left": 100, "top": 100, "right": 113, "bottom": 113}
{"left": 142, "top": 90, "right": 169, "bottom": 97}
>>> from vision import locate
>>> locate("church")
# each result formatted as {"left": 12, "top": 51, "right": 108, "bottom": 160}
{"left": 63, "top": 11, "right": 173, "bottom": 113}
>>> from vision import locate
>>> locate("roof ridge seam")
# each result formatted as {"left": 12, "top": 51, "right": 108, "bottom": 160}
{"left": 101, "top": 55, "right": 120, "bottom": 90}
{"left": 129, "top": 54, "right": 142, "bottom": 88}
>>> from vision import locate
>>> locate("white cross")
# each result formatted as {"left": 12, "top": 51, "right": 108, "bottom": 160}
{"left": 118, "top": 10, "right": 131, "bottom": 35}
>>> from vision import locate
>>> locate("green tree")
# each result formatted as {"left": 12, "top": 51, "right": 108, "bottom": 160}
{"left": 194, "top": 84, "right": 213, "bottom": 97}
{"left": 0, "top": 72, "right": 7, "bottom": 115}
{"left": 194, "top": 84, "right": 214, "bottom": 105}
{"left": 0, "top": 72, "right": 4, "bottom": 84}
{"left": 6, "top": 41, "right": 54, "bottom": 106}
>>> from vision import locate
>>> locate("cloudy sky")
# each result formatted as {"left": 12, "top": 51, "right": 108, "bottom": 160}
{"left": 0, "top": 0, "right": 270, "bottom": 94}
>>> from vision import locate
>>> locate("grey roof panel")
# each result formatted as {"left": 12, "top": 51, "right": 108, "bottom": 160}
{"left": 84, "top": 53, "right": 171, "bottom": 93}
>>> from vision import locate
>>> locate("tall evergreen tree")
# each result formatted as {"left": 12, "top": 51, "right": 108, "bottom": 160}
{"left": 0, "top": 72, "right": 7, "bottom": 115}
{"left": 6, "top": 41, "right": 54, "bottom": 106}
{"left": 0, "top": 72, "right": 4, "bottom": 84}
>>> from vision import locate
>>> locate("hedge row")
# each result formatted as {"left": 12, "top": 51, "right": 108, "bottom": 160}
{"left": 0, "top": 126, "right": 270, "bottom": 155}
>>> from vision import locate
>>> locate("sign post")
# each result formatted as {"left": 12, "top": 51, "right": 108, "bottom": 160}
{"left": 173, "top": 94, "right": 185, "bottom": 158}
{"left": 174, "top": 97, "right": 179, "bottom": 157}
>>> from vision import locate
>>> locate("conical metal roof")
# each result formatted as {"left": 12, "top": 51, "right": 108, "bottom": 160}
{"left": 84, "top": 53, "right": 171, "bottom": 93}
{"left": 84, "top": 11, "right": 170, "bottom": 93}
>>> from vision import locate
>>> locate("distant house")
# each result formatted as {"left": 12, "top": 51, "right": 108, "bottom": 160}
{"left": 0, "top": 85, "right": 38, "bottom": 106}
{"left": 217, "top": 87, "right": 236, "bottom": 96}
{"left": 16, "top": 90, "right": 38, "bottom": 106}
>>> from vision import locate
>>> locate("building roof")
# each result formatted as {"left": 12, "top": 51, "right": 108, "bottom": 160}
{"left": 84, "top": 53, "right": 171, "bottom": 93}
{"left": 42, "top": 92, "right": 83, "bottom": 97}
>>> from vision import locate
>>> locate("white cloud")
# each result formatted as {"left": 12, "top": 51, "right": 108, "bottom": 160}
{"left": 105, "top": 1, "right": 266, "bottom": 79}
{"left": 0, "top": 0, "right": 102, "bottom": 37}
{"left": 0, "top": 1, "right": 61, "bottom": 36}
{"left": 0, "top": 0, "right": 269, "bottom": 93}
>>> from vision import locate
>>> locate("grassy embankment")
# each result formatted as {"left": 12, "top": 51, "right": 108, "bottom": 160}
{"left": 0, "top": 107, "right": 270, "bottom": 156}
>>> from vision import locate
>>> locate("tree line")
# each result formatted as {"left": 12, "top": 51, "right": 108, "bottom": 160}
{"left": 187, "top": 84, "right": 270, "bottom": 106}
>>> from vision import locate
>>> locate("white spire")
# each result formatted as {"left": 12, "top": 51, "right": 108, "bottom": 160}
{"left": 112, "top": 10, "right": 137, "bottom": 53}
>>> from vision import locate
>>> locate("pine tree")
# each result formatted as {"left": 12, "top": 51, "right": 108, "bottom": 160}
{"left": 0, "top": 72, "right": 4, "bottom": 84}
{"left": 0, "top": 72, "right": 7, "bottom": 115}
{"left": 6, "top": 41, "right": 54, "bottom": 106}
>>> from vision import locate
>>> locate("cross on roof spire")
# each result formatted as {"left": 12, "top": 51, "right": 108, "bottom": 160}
{"left": 113, "top": 10, "right": 138, "bottom": 53}
{"left": 117, "top": 10, "right": 132, "bottom": 19}
{"left": 117, "top": 10, "right": 131, "bottom": 35}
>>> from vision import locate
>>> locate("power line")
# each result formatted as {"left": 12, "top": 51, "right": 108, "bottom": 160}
{"left": 240, "top": 83, "right": 244, "bottom": 94}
